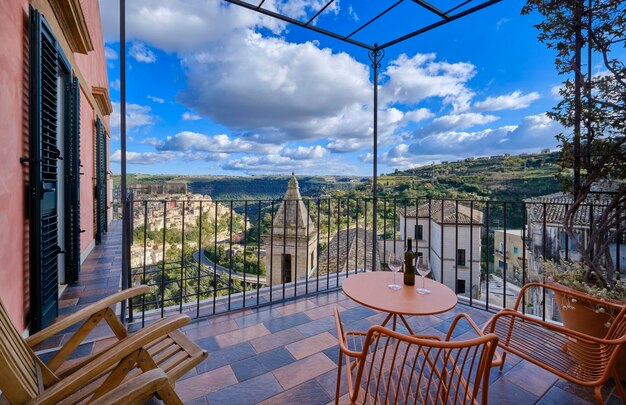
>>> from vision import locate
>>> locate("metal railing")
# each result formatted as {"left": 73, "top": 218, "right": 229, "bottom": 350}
{"left": 119, "top": 195, "right": 624, "bottom": 326}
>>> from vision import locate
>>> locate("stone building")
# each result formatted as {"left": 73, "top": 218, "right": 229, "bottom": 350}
{"left": 263, "top": 174, "right": 318, "bottom": 285}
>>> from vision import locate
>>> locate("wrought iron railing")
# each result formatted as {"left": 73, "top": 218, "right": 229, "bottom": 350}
{"left": 121, "top": 195, "right": 624, "bottom": 326}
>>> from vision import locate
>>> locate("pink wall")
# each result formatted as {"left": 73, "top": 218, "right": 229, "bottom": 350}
{"left": 0, "top": 0, "right": 29, "bottom": 331}
{"left": 0, "top": 0, "right": 110, "bottom": 332}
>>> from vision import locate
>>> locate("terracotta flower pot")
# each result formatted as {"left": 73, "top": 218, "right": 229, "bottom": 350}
{"left": 551, "top": 282, "right": 626, "bottom": 381}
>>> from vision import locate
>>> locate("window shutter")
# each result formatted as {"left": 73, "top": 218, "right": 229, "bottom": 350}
{"left": 64, "top": 76, "right": 81, "bottom": 283}
{"left": 95, "top": 117, "right": 107, "bottom": 243}
{"left": 29, "top": 7, "right": 60, "bottom": 331}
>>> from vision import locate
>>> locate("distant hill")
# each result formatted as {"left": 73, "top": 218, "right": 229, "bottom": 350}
{"left": 112, "top": 151, "right": 563, "bottom": 203}
{"left": 365, "top": 151, "right": 563, "bottom": 202}
{"left": 112, "top": 174, "right": 369, "bottom": 201}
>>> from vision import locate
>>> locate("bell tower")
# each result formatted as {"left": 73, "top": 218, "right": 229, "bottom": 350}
{"left": 263, "top": 173, "right": 318, "bottom": 286}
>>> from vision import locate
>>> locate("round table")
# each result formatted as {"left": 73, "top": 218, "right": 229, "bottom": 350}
{"left": 342, "top": 271, "right": 457, "bottom": 333}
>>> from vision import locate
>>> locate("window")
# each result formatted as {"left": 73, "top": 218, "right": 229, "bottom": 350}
{"left": 513, "top": 247, "right": 519, "bottom": 255}
{"left": 456, "top": 280, "right": 466, "bottom": 294}
{"left": 281, "top": 254, "right": 292, "bottom": 283}
{"left": 499, "top": 260, "right": 507, "bottom": 270}
{"left": 456, "top": 249, "right": 466, "bottom": 266}
{"left": 414, "top": 224, "right": 423, "bottom": 240}
{"left": 498, "top": 241, "right": 504, "bottom": 253}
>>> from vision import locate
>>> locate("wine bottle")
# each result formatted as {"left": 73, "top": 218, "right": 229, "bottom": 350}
{"left": 404, "top": 238, "right": 415, "bottom": 286}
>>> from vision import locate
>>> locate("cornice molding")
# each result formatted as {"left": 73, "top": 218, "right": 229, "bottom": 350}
{"left": 49, "top": 0, "right": 94, "bottom": 54}
{"left": 92, "top": 86, "right": 113, "bottom": 116}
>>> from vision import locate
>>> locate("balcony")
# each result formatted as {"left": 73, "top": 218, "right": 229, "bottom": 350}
{"left": 36, "top": 195, "right": 625, "bottom": 404}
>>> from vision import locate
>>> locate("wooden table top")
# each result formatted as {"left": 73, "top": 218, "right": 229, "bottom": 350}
{"left": 342, "top": 272, "right": 457, "bottom": 316}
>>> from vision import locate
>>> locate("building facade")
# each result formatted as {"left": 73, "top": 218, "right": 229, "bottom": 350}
{"left": 0, "top": 0, "right": 111, "bottom": 332}
{"left": 493, "top": 229, "right": 530, "bottom": 284}
{"left": 262, "top": 174, "right": 318, "bottom": 286}
{"left": 398, "top": 201, "right": 483, "bottom": 298}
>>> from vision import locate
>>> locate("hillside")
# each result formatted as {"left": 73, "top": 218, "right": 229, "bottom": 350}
{"left": 113, "top": 174, "right": 369, "bottom": 200}
{"left": 113, "top": 151, "right": 563, "bottom": 203}
{"left": 365, "top": 151, "right": 563, "bottom": 202}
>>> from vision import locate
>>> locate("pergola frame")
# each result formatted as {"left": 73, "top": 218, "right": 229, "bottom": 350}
{"left": 118, "top": 0, "right": 504, "bottom": 319}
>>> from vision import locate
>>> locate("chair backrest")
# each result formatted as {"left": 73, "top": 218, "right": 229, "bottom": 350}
{"left": 346, "top": 319, "right": 497, "bottom": 404}
{"left": 0, "top": 299, "right": 43, "bottom": 404}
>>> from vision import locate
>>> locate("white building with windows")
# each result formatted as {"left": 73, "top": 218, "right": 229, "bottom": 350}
{"left": 396, "top": 201, "right": 483, "bottom": 298}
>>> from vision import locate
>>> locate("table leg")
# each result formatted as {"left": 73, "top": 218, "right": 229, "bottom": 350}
{"left": 398, "top": 314, "right": 414, "bottom": 334}
{"left": 380, "top": 313, "right": 394, "bottom": 329}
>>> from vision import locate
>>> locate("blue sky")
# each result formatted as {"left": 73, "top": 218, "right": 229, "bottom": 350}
{"left": 101, "top": 0, "right": 568, "bottom": 176}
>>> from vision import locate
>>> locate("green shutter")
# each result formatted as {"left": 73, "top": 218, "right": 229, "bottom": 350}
{"left": 29, "top": 7, "right": 60, "bottom": 331}
{"left": 64, "top": 77, "right": 81, "bottom": 283}
{"left": 95, "top": 117, "right": 107, "bottom": 243}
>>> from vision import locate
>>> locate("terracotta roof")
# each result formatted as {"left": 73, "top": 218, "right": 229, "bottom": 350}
{"left": 523, "top": 192, "right": 614, "bottom": 226}
{"left": 318, "top": 227, "right": 380, "bottom": 275}
{"left": 402, "top": 201, "right": 483, "bottom": 225}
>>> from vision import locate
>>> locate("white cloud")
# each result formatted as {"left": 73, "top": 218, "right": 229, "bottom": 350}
{"left": 406, "top": 113, "right": 562, "bottom": 162}
{"left": 473, "top": 90, "right": 540, "bottom": 111}
{"left": 104, "top": 46, "right": 118, "bottom": 60}
{"left": 158, "top": 132, "right": 280, "bottom": 154}
{"left": 110, "top": 102, "right": 156, "bottom": 131}
{"left": 382, "top": 53, "right": 476, "bottom": 112}
{"left": 129, "top": 42, "right": 157, "bottom": 63}
{"left": 110, "top": 149, "right": 177, "bottom": 165}
{"left": 138, "top": 137, "right": 162, "bottom": 146}
{"left": 282, "top": 145, "right": 328, "bottom": 160}
{"left": 222, "top": 154, "right": 355, "bottom": 175}
{"left": 110, "top": 79, "right": 120, "bottom": 91}
{"left": 421, "top": 113, "right": 499, "bottom": 135}
{"left": 181, "top": 112, "right": 201, "bottom": 121}
{"left": 147, "top": 95, "right": 164, "bottom": 104}
{"left": 178, "top": 32, "right": 372, "bottom": 142}
{"left": 496, "top": 18, "right": 510, "bottom": 30}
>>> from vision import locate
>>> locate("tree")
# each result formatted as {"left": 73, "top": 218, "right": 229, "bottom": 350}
{"left": 523, "top": 0, "right": 626, "bottom": 287}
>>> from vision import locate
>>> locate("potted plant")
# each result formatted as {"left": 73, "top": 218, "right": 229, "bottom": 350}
{"left": 523, "top": 0, "right": 626, "bottom": 376}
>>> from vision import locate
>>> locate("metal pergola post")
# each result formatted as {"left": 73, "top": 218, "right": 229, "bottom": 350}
{"left": 369, "top": 46, "right": 384, "bottom": 271}
{"left": 120, "top": 0, "right": 129, "bottom": 323}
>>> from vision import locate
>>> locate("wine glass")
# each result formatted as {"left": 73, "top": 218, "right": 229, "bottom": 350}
{"left": 416, "top": 256, "right": 431, "bottom": 295}
{"left": 387, "top": 253, "right": 402, "bottom": 290}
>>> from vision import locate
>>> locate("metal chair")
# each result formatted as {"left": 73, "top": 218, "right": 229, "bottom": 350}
{"left": 334, "top": 307, "right": 498, "bottom": 404}
{"left": 486, "top": 282, "right": 626, "bottom": 404}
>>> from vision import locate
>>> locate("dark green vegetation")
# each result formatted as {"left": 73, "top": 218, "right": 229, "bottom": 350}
{"left": 372, "top": 151, "right": 562, "bottom": 202}
{"left": 113, "top": 174, "right": 368, "bottom": 201}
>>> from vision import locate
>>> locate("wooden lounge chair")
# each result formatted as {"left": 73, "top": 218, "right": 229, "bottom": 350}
{"left": 0, "top": 286, "right": 207, "bottom": 404}
{"left": 333, "top": 307, "right": 498, "bottom": 404}
{"left": 486, "top": 282, "right": 626, "bottom": 404}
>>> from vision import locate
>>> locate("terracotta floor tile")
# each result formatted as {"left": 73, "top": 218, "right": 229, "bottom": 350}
{"left": 207, "top": 372, "right": 284, "bottom": 405}
{"left": 215, "top": 323, "right": 271, "bottom": 349}
{"left": 175, "top": 365, "right": 237, "bottom": 403}
{"left": 275, "top": 299, "right": 319, "bottom": 316}
{"left": 503, "top": 360, "right": 559, "bottom": 397}
{"left": 190, "top": 319, "right": 240, "bottom": 340}
{"left": 260, "top": 380, "right": 332, "bottom": 405}
{"left": 250, "top": 327, "right": 306, "bottom": 353}
{"left": 285, "top": 332, "right": 338, "bottom": 360}
{"left": 304, "top": 303, "right": 344, "bottom": 321}
{"left": 272, "top": 352, "right": 336, "bottom": 390}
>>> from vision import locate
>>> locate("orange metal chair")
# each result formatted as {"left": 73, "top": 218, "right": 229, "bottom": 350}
{"left": 486, "top": 282, "right": 626, "bottom": 405}
{"left": 333, "top": 307, "right": 498, "bottom": 404}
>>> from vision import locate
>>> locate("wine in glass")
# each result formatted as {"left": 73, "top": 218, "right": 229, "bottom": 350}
{"left": 387, "top": 253, "right": 402, "bottom": 290}
{"left": 416, "top": 256, "right": 431, "bottom": 295}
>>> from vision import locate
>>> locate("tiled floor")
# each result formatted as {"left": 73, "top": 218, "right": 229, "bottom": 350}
{"left": 36, "top": 221, "right": 625, "bottom": 405}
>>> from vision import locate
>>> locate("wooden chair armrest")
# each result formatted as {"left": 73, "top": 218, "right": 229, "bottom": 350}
{"left": 89, "top": 369, "right": 171, "bottom": 405}
{"left": 27, "top": 314, "right": 191, "bottom": 405}
{"left": 26, "top": 286, "right": 150, "bottom": 346}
